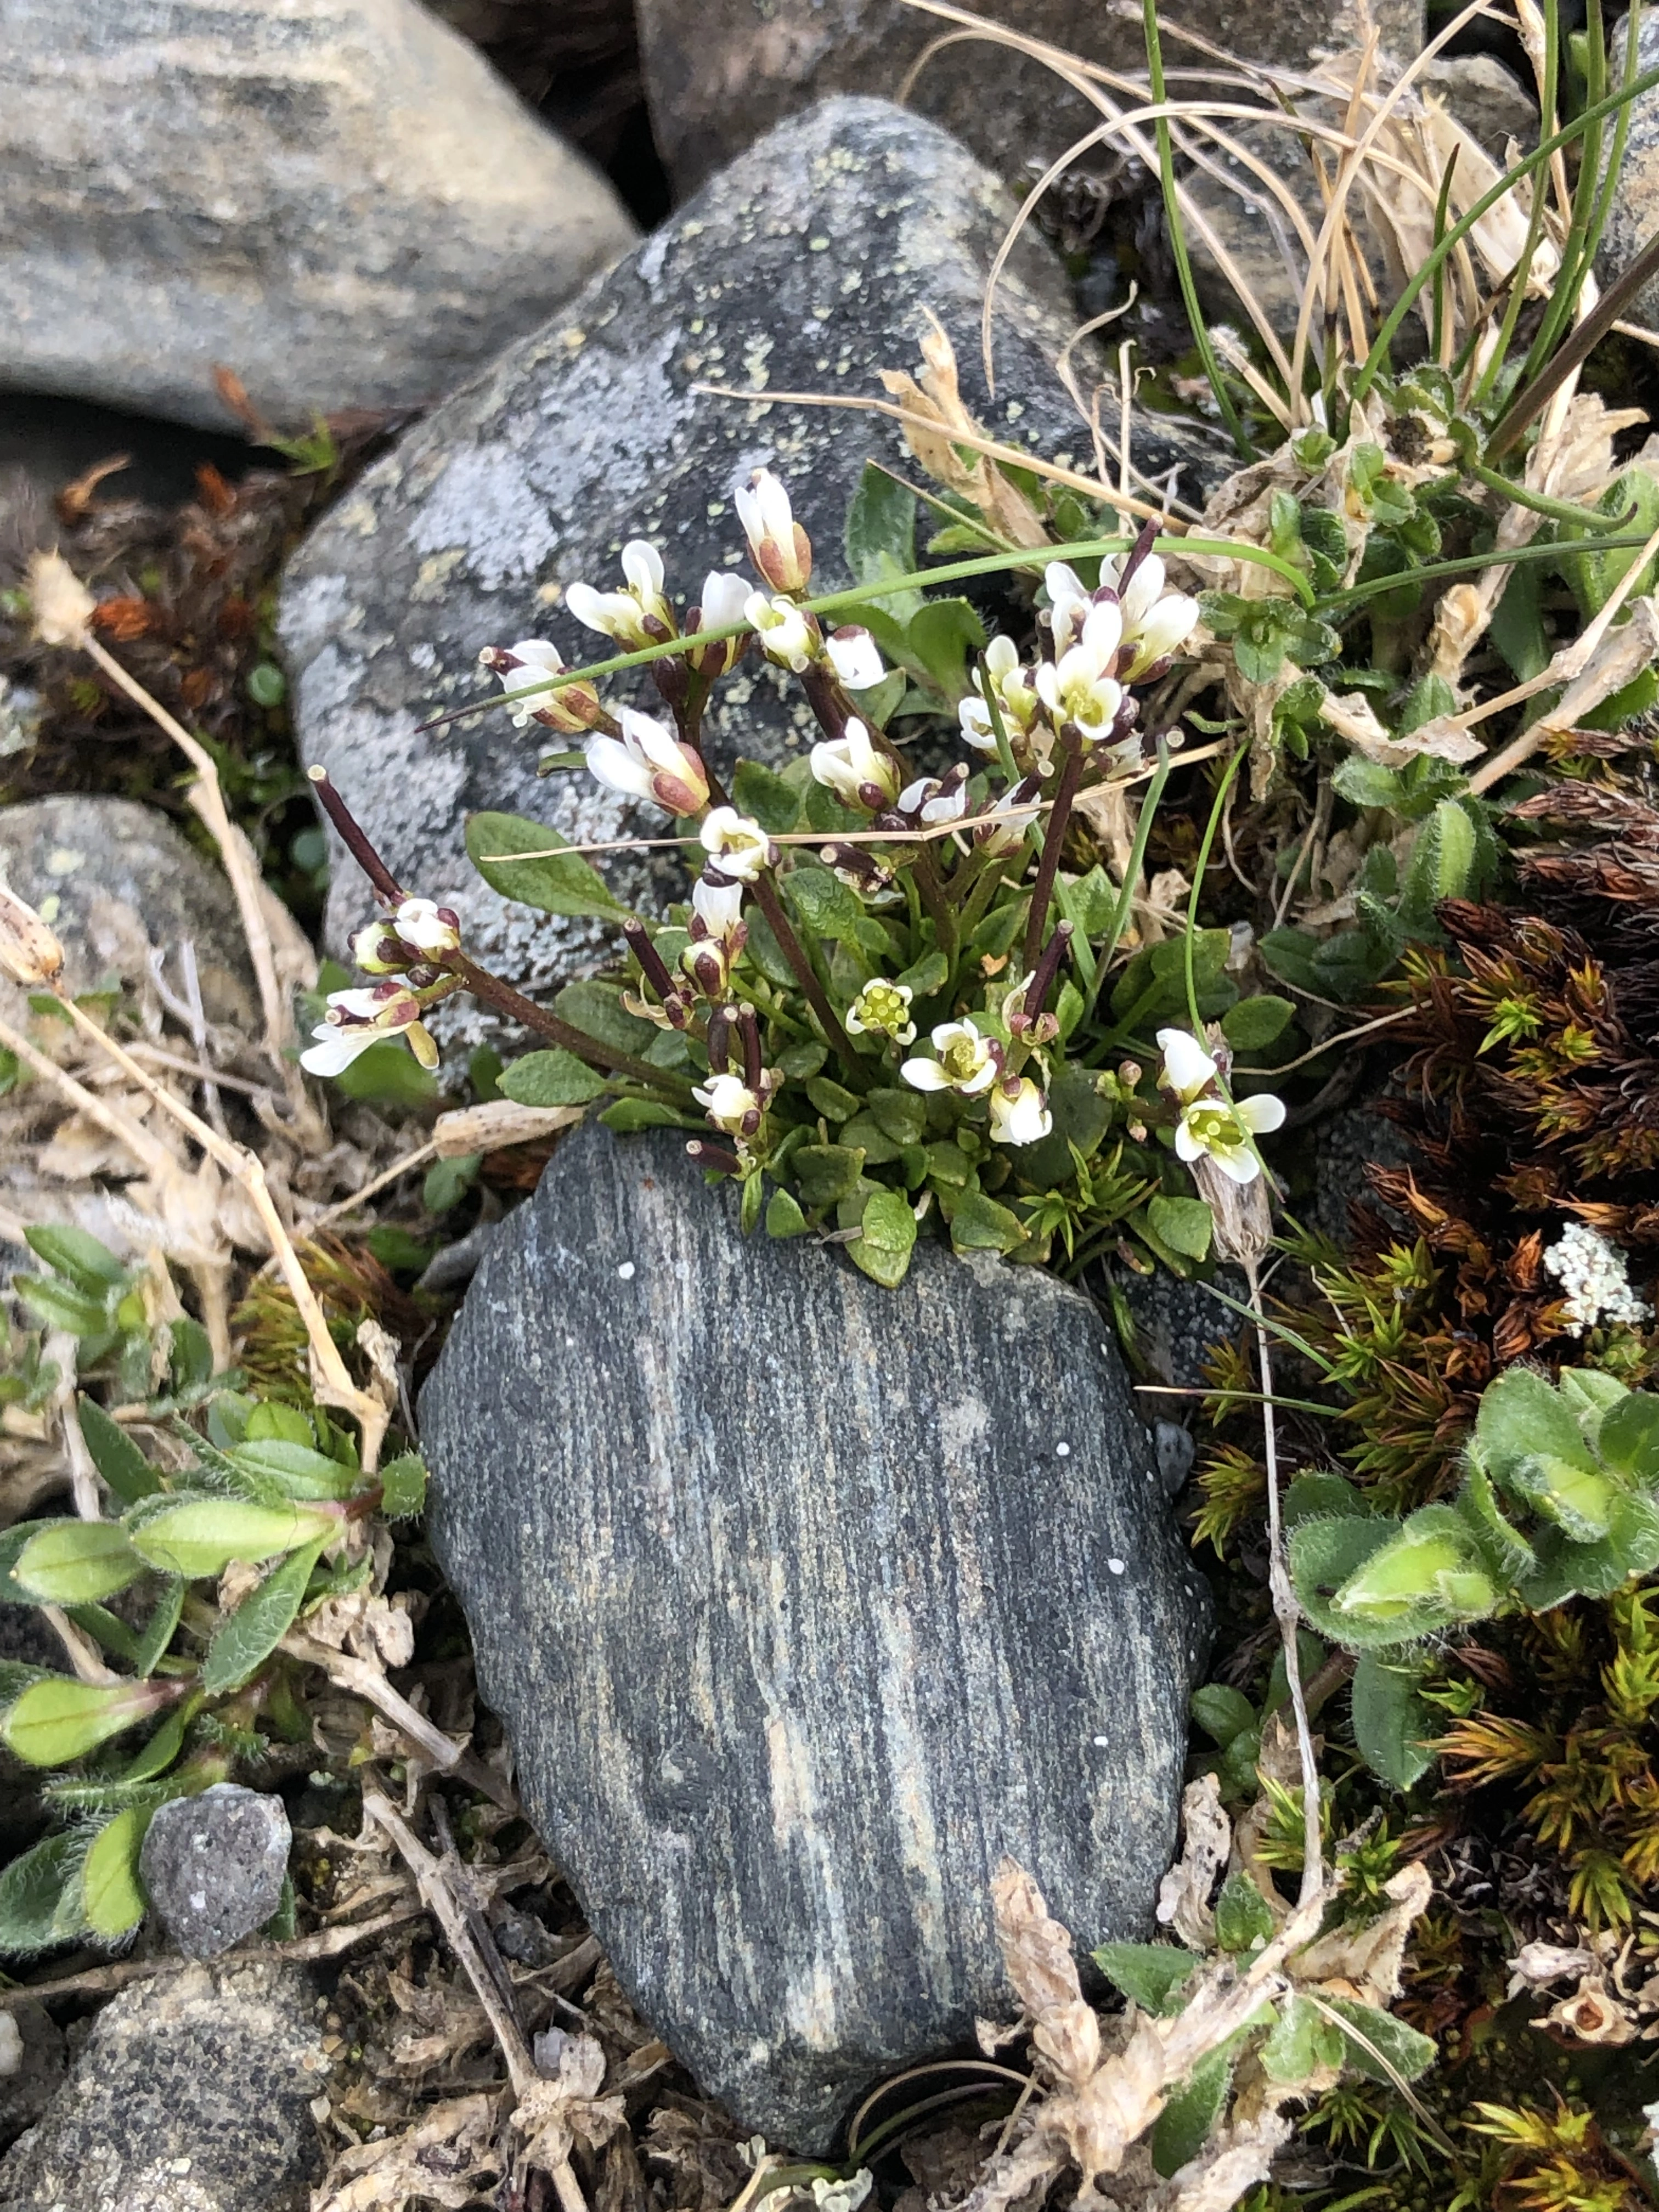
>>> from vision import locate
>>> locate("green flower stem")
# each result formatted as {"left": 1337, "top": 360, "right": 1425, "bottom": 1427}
{"left": 1521, "top": 0, "right": 1612, "bottom": 382}
{"left": 1082, "top": 740, "right": 1173, "bottom": 1023}
{"left": 1022, "top": 733, "right": 1085, "bottom": 979}
{"left": 1350, "top": 59, "right": 1659, "bottom": 413}
{"left": 747, "top": 872, "right": 859, "bottom": 1064}
{"left": 912, "top": 847, "right": 960, "bottom": 969}
{"left": 1318, "top": 528, "right": 1659, "bottom": 613}
{"left": 1465, "top": 460, "right": 1637, "bottom": 529}
{"left": 443, "top": 952, "right": 691, "bottom": 1097}
{"left": 1474, "top": 0, "right": 1557, "bottom": 406}
{"left": 1183, "top": 746, "right": 1246, "bottom": 1042}
{"left": 1487, "top": 219, "right": 1659, "bottom": 460}
{"left": 953, "top": 853, "right": 1009, "bottom": 961}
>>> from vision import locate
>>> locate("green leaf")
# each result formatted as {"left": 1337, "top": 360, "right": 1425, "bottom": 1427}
{"left": 228, "top": 1440, "right": 360, "bottom": 1502}
{"left": 1258, "top": 927, "right": 1322, "bottom": 996}
{"left": 1594, "top": 1389, "right": 1659, "bottom": 1480}
{"left": 906, "top": 597, "right": 988, "bottom": 697}
{"left": 1290, "top": 1515, "right": 1409, "bottom": 1649}
{"left": 867, "top": 1089, "right": 927, "bottom": 1148}
{"left": 947, "top": 1189, "right": 1028, "bottom": 1255}
{"left": 12, "top": 1520, "right": 144, "bottom": 1605}
{"left": 554, "top": 980, "right": 657, "bottom": 1056}
{"left": 1397, "top": 799, "right": 1478, "bottom": 927}
{"left": 334, "top": 1039, "right": 438, "bottom": 1107}
{"left": 245, "top": 1402, "right": 316, "bottom": 1447}
{"left": 1191, "top": 1684, "right": 1256, "bottom": 1746}
{"left": 1351, "top": 1650, "right": 1437, "bottom": 1789}
{"left": 1331, "top": 756, "right": 1404, "bottom": 811}
{"left": 793, "top": 1144, "right": 866, "bottom": 1207}
{"left": 82, "top": 1805, "right": 152, "bottom": 1937}
{"left": 498, "top": 1049, "right": 606, "bottom": 1107}
{"left": 0, "top": 1832, "right": 85, "bottom": 1956}
{"left": 732, "top": 760, "right": 802, "bottom": 834}
{"left": 424, "top": 1154, "right": 480, "bottom": 1215}
{"left": 1214, "top": 1872, "right": 1275, "bottom": 1954}
{"left": 121, "top": 1701, "right": 192, "bottom": 1781}
{"left": 1316, "top": 1503, "right": 1497, "bottom": 1644}
{"left": 380, "top": 1452, "right": 427, "bottom": 1518}
{"left": 805, "top": 1076, "right": 861, "bottom": 1123}
{"left": 1285, "top": 1471, "right": 1370, "bottom": 1525}
{"left": 202, "top": 1538, "right": 328, "bottom": 1696}
{"left": 765, "top": 1188, "right": 809, "bottom": 1239}
{"left": 132, "top": 1579, "right": 185, "bottom": 1680}
{"left": 1152, "top": 2047, "right": 1234, "bottom": 2176}
{"left": 785, "top": 864, "right": 875, "bottom": 945}
{"left": 166, "top": 1317, "right": 215, "bottom": 1400}
{"left": 1092, "top": 1942, "right": 1197, "bottom": 2016}
{"left": 1218, "top": 996, "right": 1295, "bottom": 1052}
{"left": 1261, "top": 1995, "right": 1344, "bottom": 2085}
{"left": 1321, "top": 1996, "right": 1437, "bottom": 2084}
{"left": 1147, "top": 1195, "right": 1214, "bottom": 1262}
{"left": 125, "top": 1497, "right": 334, "bottom": 1579}
{"left": 24, "top": 1224, "right": 128, "bottom": 1293}
{"left": 466, "top": 810, "right": 629, "bottom": 921}
{"left": 844, "top": 464, "right": 924, "bottom": 625}
{"left": 848, "top": 1186, "right": 917, "bottom": 1289}
{"left": 1560, "top": 465, "right": 1659, "bottom": 618}
{"left": 600, "top": 1098, "right": 688, "bottom": 1134}
{"left": 2, "top": 1676, "right": 172, "bottom": 1766}
{"left": 1473, "top": 1367, "right": 1598, "bottom": 1489}
{"left": 14, "top": 1275, "right": 114, "bottom": 1340}
{"left": 896, "top": 949, "right": 950, "bottom": 998}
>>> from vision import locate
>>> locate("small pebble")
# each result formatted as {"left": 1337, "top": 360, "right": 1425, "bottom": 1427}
{"left": 1056, "top": 1441, "right": 1070, "bottom": 1458}
{"left": 617, "top": 1261, "right": 636, "bottom": 1280}
{"left": 1108, "top": 1558, "right": 1126, "bottom": 1575}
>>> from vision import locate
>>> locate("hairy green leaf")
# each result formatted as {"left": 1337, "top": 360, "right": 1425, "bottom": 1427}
{"left": 466, "top": 811, "right": 629, "bottom": 921}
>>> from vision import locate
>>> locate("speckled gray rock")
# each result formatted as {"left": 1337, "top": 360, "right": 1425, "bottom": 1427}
{"left": 140, "top": 1785, "right": 293, "bottom": 1960}
{"left": 635, "top": 0, "right": 1421, "bottom": 198}
{"left": 0, "top": 1962, "right": 323, "bottom": 2211}
{"left": 278, "top": 95, "right": 1222, "bottom": 1041}
{"left": 1119, "top": 1263, "right": 1246, "bottom": 1394}
{"left": 0, "top": 797, "right": 256, "bottom": 1028}
{"left": 421, "top": 1124, "right": 1211, "bottom": 2151}
{"left": 1600, "top": 10, "right": 1659, "bottom": 325}
{"left": 0, "top": 0, "right": 636, "bottom": 432}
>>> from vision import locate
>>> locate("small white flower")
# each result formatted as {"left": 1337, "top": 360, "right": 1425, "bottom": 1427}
{"left": 810, "top": 716, "right": 899, "bottom": 812}
{"left": 846, "top": 978, "right": 916, "bottom": 1047}
{"left": 745, "top": 590, "right": 818, "bottom": 673}
{"left": 988, "top": 1074, "right": 1053, "bottom": 1147}
{"left": 565, "top": 538, "right": 674, "bottom": 648}
{"left": 1045, "top": 561, "right": 1094, "bottom": 656}
{"left": 974, "top": 778, "right": 1042, "bottom": 857}
{"left": 1156, "top": 1025, "right": 1285, "bottom": 1186}
{"left": 958, "top": 634, "right": 1039, "bottom": 754}
{"left": 824, "top": 626, "right": 885, "bottom": 691}
{"left": 897, "top": 772, "right": 969, "bottom": 827}
{"left": 690, "top": 874, "right": 746, "bottom": 946}
{"left": 736, "top": 468, "right": 812, "bottom": 595}
{"left": 301, "top": 986, "right": 437, "bottom": 1079}
{"left": 352, "top": 896, "right": 462, "bottom": 972}
{"left": 902, "top": 1017, "right": 1002, "bottom": 1097}
{"left": 481, "top": 639, "right": 602, "bottom": 733}
{"left": 699, "top": 807, "right": 773, "bottom": 883}
{"left": 1035, "top": 599, "right": 1127, "bottom": 747}
{"left": 694, "top": 1071, "right": 766, "bottom": 1137}
{"left": 687, "top": 569, "right": 752, "bottom": 676}
{"left": 1120, "top": 588, "right": 1200, "bottom": 681}
{"left": 586, "top": 707, "right": 710, "bottom": 817}
{"left": 1543, "top": 1220, "right": 1652, "bottom": 1336}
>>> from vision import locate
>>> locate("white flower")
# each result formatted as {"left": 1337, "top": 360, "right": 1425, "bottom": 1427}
{"left": 699, "top": 807, "right": 773, "bottom": 882}
{"left": 1156, "top": 1025, "right": 1285, "bottom": 1186}
{"left": 825, "top": 626, "right": 885, "bottom": 691}
{"left": 988, "top": 1075, "right": 1053, "bottom": 1147}
{"left": 481, "top": 639, "right": 602, "bottom": 733}
{"left": 897, "top": 772, "right": 969, "bottom": 827}
{"left": 1034, "top": 598, "right": 1127, "bottom": 747}
{"left": 810, "top": 716, "right": 899, "bottom": 811}
{"left": 690, "top": 874, "right": 746, "bottom": 946}
{"left": 351, "top": 896, "right": 462, "bottom": 972}
{"left": 565, "top": 538, "right": 674, "bottom": 648}
{"left": 846, "top": 978, "right": 916, "bottom": 1047}
{"left": 687, "top": 570, "right": 751, "bottom": 676}
{"left": 745, "top": 590, "right": 817, "bottom": 673}
{"left": 959, "top": 634, "right": 1039, "bottom": 754}
{"left": 1543, "top": 1220, "right": 1652, "bottom": 1336}
{"left": 1120, "top": 585, "right": 1200, "bottom": 681}
{"left": 585, "top": 707, "right": 710, "bottom": 817}
{"left": 301, "top": 986, "right": 438, "bottom": 1079}
{"left": 1045, "top": 561, "right": 1095, "bottom": 656}
{"left": 736, "top": 467, "right": 812, "bottom": 595}
{"left": 974, "top": 778, "right": 1042, "bottom": 857}
{"left": 902, "top": 1017, "right": 1002, "bottom": 1097}
{"left": 694, "top": 1071, "right": 766, "bottom": 1137}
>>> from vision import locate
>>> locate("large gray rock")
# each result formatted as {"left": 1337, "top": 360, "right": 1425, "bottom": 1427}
{"left": 635, "top": 0, "right": 1421, "bottom": 199}
{"left": 279, "top": 95, "right": 1221, "bottom": 1037}
{"left": 421, "top": 1124, "right": 1211, "bottom": 2152}
{"left": 0, "top": 0, "right": 637, "bottom": 432}
{"left": 1600, "top": 10, "right": 1659, "bottom": 326}
{"left": 0, "top": 797, "right": 256, "bottom": 1029}
{"left": 0, "top": 1962, "right": 324, "bottom": 2211}
{"left": 140, "top": 1784, "right": 293, "bottom": 1960}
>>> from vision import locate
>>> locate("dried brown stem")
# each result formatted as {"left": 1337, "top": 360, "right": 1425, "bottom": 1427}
{"left": 747, "top": 873, "right": 859, "bottom": 1062}
{"left": 285, "top": 1633, "right": 515, "bottom": 1811}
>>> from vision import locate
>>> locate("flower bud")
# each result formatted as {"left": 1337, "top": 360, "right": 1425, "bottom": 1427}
{"left": 480, "top": 641, "right": 605, "bottom": 735}
{"left": 736, "top": 469, "right": 812, "bottom": 595}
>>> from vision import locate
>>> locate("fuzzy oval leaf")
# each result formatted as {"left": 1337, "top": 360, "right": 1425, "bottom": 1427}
{"left": 1147, "top": 1195, "right": 1214, "bottom": 1262}
{"left": 1218, "top": 995, "right": 1295, "bottom": 1052}
{"left": 765, "top": 1188, "right": 809, "bottom": 1239}
{"left": 947, "top": 1189, "right": 1028, "bottom": 1256}
{"left": 1321, "top": 1996, "right": 1437, "bottom": 2084}
{"left": 226, "top": 1441, "right": 360, "bottom": 1503}
{"left": 1473, "top": 1367, "right": 1595, "bottom": 1487}
{"left": 202, "top": 1539, "right": 326, "bottom": 1696}
{"left": 0, "top": 1831, "right": 84, "bottom": 1956}
{"left": 2, "top": 1677, "right": 168, "bottom": 1767}
{"left": 125, "top": 1497, "right": 334, "bottom": 1579}
{"left": 498, "top": 1048, "right": 607, "bottom": 1108}
{"left": 1092, "top": 1942, "right": 1197, "bottom": 2016}
{"left": 14, "top": 1276, "right": 111, "bottom": 1338}
{"left": 1190, "top": 1683, "right": 1256, "bottom": 1747}
{"left": 77, "top": 1397, "right": 161, "bottom": 1504}
{"left": 24, "top": 1223, "right": 129, "bottom": 1292}
{"left": 849, "top": 1186, "right": 917, "bottom": 1289}
{"left": 379, "top": 1452, "right": 427, "bottom": 1519}
{"left": 12, "top": 1520, "right": 144, "bottom": 1605}
{"left": 1213, "top": 1872, "right": 1275, "bottom": 1954}
{"left": 121, "top": 1701, "right": 193, "bottom": 1782}
{"left": 1152, "top": 2046, "right": 1234, "bottom": 2177}
{"left": 466, "top": 811, "right": 629, "bottom": 921}
{"left": 1350, "top": 1650, "right": 1437, "bottom": 1790}
{"left": 82, "top": 1804, "right": 152, "bottom": 1938}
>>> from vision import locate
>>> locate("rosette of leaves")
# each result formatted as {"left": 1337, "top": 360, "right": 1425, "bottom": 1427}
{"left": 0, "top": 1232, "right": 425, "bottom": 1953}
{"left": 1288, "top": 1365, "right": 1659, "bottom": 1787}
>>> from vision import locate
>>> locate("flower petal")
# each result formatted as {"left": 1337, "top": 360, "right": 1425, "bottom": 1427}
{"left": 1235, "top": 1091, "right": 1288, "bottom": 1135}
{"left": 900, "top": 1058, "right": 950, "bottom": 1091}
{"left": 1158, "top": 1028, "right": 1217, "bottom": 1098}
